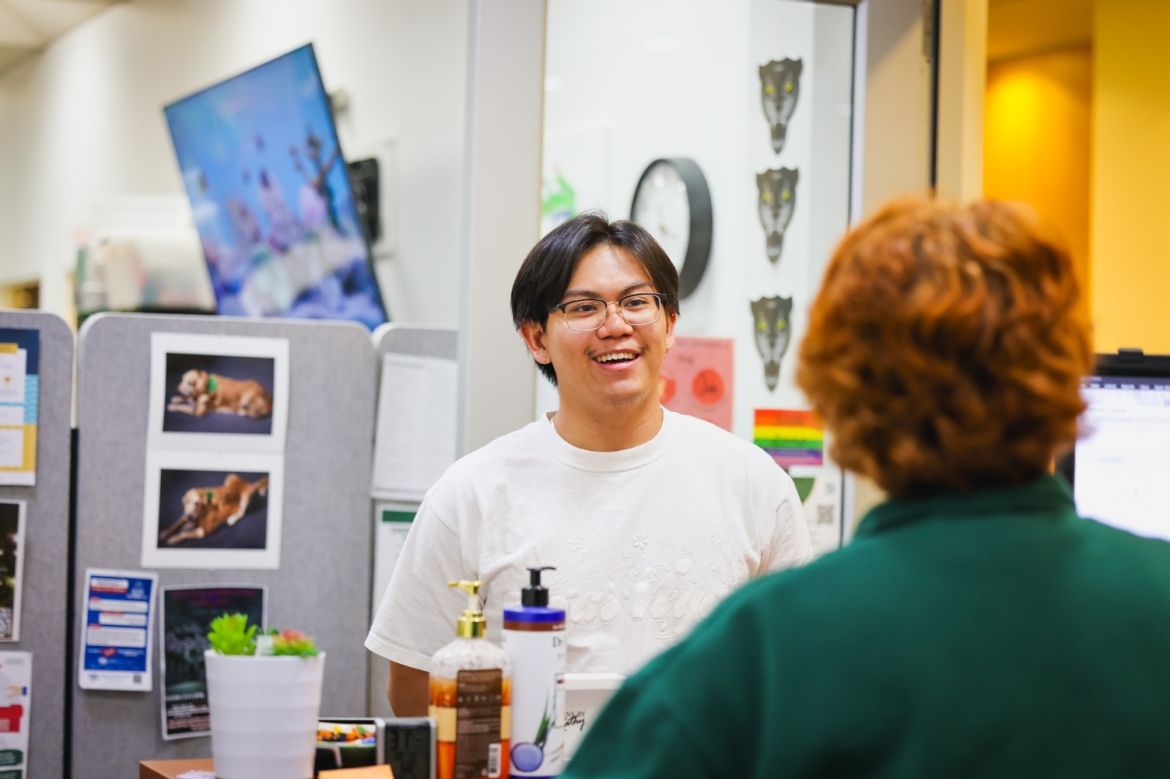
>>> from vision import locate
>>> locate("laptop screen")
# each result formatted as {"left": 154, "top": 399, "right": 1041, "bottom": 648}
{"left": 1069, "top": 365, "right": 1170, "bottom": 540}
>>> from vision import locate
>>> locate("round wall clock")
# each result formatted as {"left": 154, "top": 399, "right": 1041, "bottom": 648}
{"left": 630, "top": 157, "right": 713, "bottom": 299}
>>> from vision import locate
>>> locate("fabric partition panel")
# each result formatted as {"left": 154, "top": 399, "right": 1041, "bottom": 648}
{"left": 0, "top": 310, "right": 73, "bottom": 779}
{"left": 72, "top": 313, "right": 376, "bottom": 773}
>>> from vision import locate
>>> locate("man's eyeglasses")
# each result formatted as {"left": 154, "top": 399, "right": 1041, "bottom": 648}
{"left": 554, "top": 292, "right": 667, "bottom": 333}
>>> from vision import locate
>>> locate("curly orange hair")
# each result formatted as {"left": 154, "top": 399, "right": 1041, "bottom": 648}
{"left": 796, "top": 197, "right": 1092, "bottom": 498}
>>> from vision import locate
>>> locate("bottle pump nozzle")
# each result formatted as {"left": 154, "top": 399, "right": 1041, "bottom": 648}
{"left": 448, "top": 580, "right": 487, "bottom": 638}
{"left": 522, "top": 566, "right": 556, "bottom": 607}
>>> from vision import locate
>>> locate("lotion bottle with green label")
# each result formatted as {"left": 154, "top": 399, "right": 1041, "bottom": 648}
{"left": 503, "top": 566, "right": 567, "bottom": 777}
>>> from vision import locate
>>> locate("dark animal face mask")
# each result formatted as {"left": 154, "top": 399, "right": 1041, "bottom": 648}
{"left": 751, "top": 295, "right": 793, "bottom": 391}
{"left": 757, "top": 168, "right": 798, "bottom": 264}
{"left": 758, "top": 58, "right": 803, "bottom": 154}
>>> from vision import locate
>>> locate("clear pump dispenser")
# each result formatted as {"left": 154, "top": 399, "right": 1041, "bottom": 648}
{"left": 430, "top": 580, "right": 512, "bottom": 779}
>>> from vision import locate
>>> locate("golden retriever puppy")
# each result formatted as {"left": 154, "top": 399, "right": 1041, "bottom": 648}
{"left": 167, "top": 369, "right": 272, "bottom": 419}
{"left": 158, "top": 474, "right": 269, "bottom": 546}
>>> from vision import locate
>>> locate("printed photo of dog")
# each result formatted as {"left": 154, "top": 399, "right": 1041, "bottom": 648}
{"left": 168, "top": 369, "right": 272, "bottom": 419}
{"left": 161, "top": 353, "right": 275, "bottom": 436}
{"left": 155, "top": 469, "right": 269, "bottom": 550}
{"left": 0, "top": 502, "right": 23, "bottom": 641}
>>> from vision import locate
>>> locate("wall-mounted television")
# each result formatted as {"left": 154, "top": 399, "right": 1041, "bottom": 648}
{"left": 164, "top": 44, "right": 388, "bottom": 330}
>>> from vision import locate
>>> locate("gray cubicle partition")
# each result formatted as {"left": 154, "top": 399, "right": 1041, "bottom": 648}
{"left": 0, "top": 310, "right": 72, "bottom": 779}
{"left": 366, "top": 324, "right": 458, "bottom": 717}
{"left": 73, "top": 314, "right": 376, "bottom": 775}
{"left": 375, "top": 324, "right": 457, "bottom": 365}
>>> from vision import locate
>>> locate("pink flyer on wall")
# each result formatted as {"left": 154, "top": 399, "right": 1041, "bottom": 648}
{"left": 659, "top": 336, "right": 734, "bottom": 431}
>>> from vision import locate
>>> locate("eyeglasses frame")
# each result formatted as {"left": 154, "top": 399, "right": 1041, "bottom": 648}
{"left": 553, "top": 292, "right": 668, "bottom": 333}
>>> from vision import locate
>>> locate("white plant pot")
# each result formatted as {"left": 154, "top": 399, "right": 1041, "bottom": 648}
{"left": 204, "top": 650, "right": 326, "bottom": 779}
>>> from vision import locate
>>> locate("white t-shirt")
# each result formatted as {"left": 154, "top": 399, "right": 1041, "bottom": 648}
{"left": 365, "top": 409, "right": 812, "bottom": 675}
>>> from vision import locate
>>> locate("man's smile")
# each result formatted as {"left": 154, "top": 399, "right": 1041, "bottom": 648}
{"left": 592, "top": 349, "right": 640, "bottom": 365}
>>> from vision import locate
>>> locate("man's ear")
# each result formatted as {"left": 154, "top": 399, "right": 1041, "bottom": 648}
{"left": 519, "top": 321, "right": 552, "bottom": 364}
{"left": 664, "top": 311, "right": 678, "bottom": 352}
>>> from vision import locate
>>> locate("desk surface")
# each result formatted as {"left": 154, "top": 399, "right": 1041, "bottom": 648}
{"left": 138, "top": 758, "right": 213, "bottom": 779}
{"left": 138, "top": 757, "right": 395, "bottom": 778}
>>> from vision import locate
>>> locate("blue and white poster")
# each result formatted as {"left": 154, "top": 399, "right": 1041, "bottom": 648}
{"left": 0, "top": 328, "right": 38, "bottom": 486}
{"left": 78, "top": 569, "right": 158, "bottom": 692}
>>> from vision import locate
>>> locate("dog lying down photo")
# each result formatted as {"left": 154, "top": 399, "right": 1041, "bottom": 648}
{"left": 158, "top": 474, "right": 269, "bottom": 546}
{"left": 167, "top": 369, "right": 273, "bottom": 419}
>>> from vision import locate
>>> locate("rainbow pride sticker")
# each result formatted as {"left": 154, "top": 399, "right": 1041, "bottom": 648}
{"left": 753, "top": 408, "right": 823, "bottom": 468}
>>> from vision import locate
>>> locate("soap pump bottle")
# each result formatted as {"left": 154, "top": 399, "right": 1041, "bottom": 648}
{"left": 430, "top": 580, "right": 512, "bottom": 779}
{"left": 503, "top": 566, "right": 567, "bottom": 777}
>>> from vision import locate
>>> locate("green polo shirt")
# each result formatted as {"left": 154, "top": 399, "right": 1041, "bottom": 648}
{"left": 564, "top": 476, "right": 1170, "bottom": 778}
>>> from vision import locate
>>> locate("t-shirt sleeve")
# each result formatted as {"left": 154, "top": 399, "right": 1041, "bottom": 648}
{"left": 760, "top": 467, "right": 814, "bottom": 573}
{"left": 364, "top": 500, "right": 468, "bottom": 672}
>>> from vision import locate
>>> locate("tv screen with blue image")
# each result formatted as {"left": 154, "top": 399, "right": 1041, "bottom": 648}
{"left": 164, "top": 44, "right": 387, "bottom": 329}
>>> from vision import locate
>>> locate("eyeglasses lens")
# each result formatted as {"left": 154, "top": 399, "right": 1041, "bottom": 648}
{"left": 562, "top": 294, "right": 662, "bottom": 332}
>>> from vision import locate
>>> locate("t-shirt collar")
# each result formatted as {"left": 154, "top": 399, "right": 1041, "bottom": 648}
{"left": 540, "top": 407, "right": 674, "bottom": 472}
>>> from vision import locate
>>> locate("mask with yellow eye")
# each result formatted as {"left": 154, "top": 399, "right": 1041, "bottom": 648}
{"left": 750, "top": 295, "right": 794, "bottom": 392}
{"left": 757, "top": 57, "right": 803, "bottom": 154}
{"left": 756, "top": 167, "right": 799, "bottom": 265}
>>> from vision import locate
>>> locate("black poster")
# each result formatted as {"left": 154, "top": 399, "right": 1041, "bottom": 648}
{"left": 160, "top": 585, "right": 265, "bottom": 740}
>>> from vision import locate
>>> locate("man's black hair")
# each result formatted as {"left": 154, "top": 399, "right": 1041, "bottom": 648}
{"left": 510, "top": 212, "right": 680, "bottom": 385}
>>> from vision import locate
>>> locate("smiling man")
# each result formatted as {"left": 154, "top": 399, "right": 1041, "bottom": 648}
{"left": 365, "top": 213, "right": 812, "bottom": 715}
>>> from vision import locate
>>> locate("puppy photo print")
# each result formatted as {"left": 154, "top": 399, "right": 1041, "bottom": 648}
{"left": 163, "top": 352, "right": 275, "bottom": 435}
{"left": 141, "top": 451, "right": 283, "bottom": 569}
{"left": 144, "top": 333, "right": 288, "bottom": 569}
{"left": 148, "top": 332, "right": 289, "bottom": 451}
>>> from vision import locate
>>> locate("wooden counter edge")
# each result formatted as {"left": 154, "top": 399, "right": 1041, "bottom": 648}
{"left": 138, "top": 757, "right": 214, "bottom": 779}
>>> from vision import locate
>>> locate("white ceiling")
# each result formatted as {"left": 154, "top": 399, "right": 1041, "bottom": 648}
{"left": 0, "top": 1, "right": 1098, "bottom": 83}
{"left": 0, "top": 0, "right": 122, "bottom": 75}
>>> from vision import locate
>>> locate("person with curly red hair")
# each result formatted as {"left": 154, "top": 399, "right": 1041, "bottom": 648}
{"left": 563, "top": 197, "right": 1170, "bottom": 778}
{"left": 798, "top": 196, "right": 1091, "bottom": 496}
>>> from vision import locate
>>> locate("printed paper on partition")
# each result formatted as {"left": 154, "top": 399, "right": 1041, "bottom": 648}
{"left": 0, "top": 651, "right": 31, "bottom": 774}
{"left": 0, "top": 501, "right": 26, "bottom": 641}
{"left": 141, "top": 450, "right": 284, "bottom": 570}
{"left": 78, "top": 569, "right": 158, "bottom": 692}
{"left": 371, "top": 353, "right": 458, "bottom": 501}
{"left": 160, "top": 584, "right": 266, "bottom": 740}
{"left": 660, "top": 336, "right": 734, "bottom": 431}
{"left": 0, "top": 328, "right": 40, "bottom": 485}
{"left": 147, "top": 332, "right": 290, "bottom": 453}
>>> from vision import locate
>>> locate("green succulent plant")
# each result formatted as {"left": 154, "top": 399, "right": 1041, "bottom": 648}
{"left": 206, "top": 613, "right": 320, "bottom": 657}
{"left": 207, "top": 613, "right": 258, "bottom": 656}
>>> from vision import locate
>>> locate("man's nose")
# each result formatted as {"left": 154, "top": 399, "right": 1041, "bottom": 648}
{"left": 597, "top": 302, "right": 632, "bottom": 334}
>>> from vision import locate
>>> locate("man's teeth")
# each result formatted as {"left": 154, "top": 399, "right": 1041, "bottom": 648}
{"left": 596, "top": 352, "right": 636, "bottom": 363}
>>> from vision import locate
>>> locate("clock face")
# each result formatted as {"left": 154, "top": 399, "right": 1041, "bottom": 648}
{"left": 631, "top": 160, "right": 691, "bottom": 272}
{"left": 630, "top": 157, "right": 712, "bottom": 299}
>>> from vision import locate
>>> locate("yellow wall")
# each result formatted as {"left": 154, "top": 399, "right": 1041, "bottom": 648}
{"left": 984, "top": 47, "right": 1091, "bottom": 316}
{"left": 1092, "top": 2, "right": 1170, "bottom": 353}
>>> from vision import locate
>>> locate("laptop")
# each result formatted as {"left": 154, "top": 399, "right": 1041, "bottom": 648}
{"left": 1059, "top": 350, "right": 1170, "bottom": 540}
